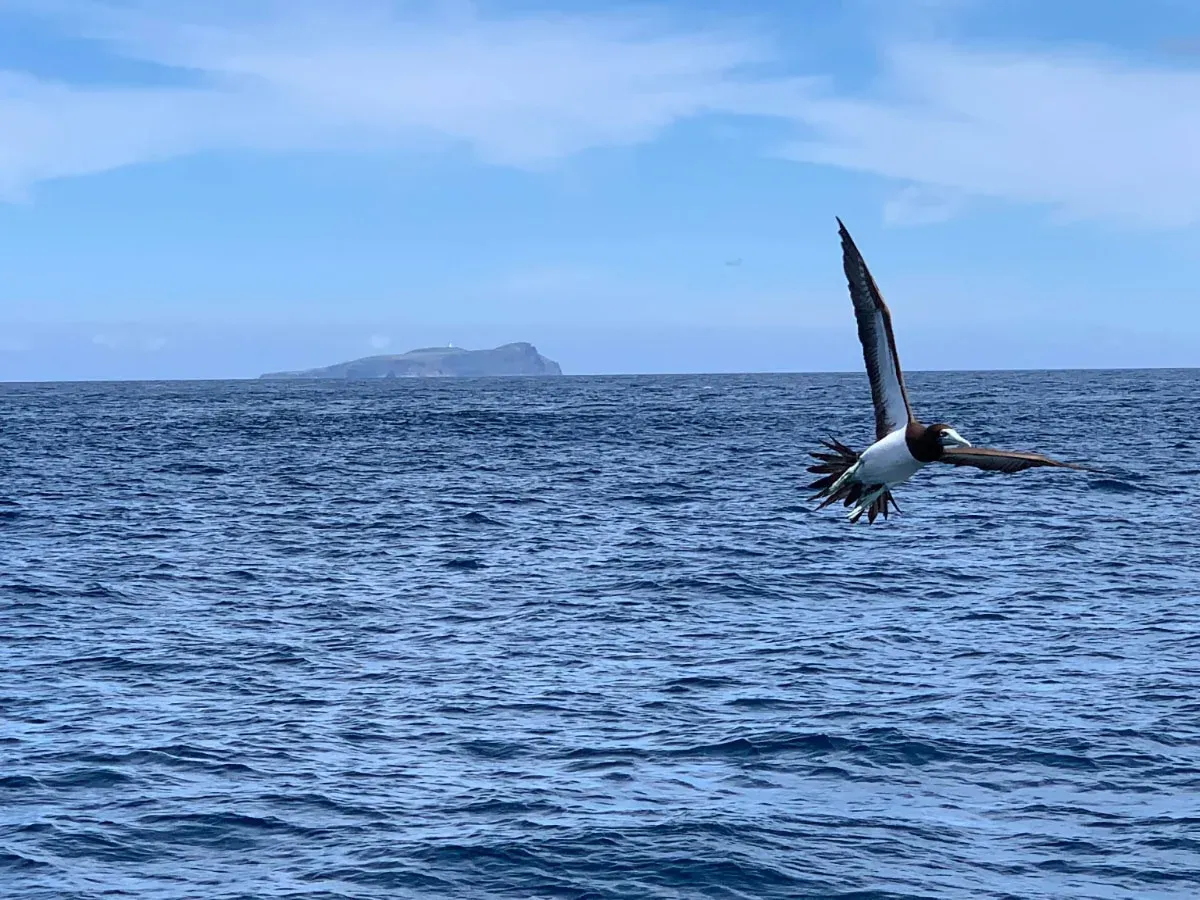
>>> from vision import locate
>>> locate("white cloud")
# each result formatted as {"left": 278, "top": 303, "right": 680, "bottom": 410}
{"left": 0, "top": 1, "right": 804, "bottom": 195}
{"left": 367, "top": 333, "right": 391, "bottom": 349}
{"left": 0, "top": 70, "right": 263, "bottom": 200}
{"left": 780, "top": 43, "right": 1200, "bottom": 227}
{"left": 3, "top": 4, "right": 1200, "bottom": 228}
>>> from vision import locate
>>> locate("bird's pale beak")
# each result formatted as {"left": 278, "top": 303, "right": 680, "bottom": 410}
{"left": 940, "top": 428, "right": 972, "bottom": 448}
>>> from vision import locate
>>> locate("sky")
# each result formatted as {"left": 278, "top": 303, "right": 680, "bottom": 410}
{"left": 2, "top": 0, "right": 1200, "bottom": 380}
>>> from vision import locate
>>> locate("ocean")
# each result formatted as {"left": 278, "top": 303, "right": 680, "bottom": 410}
{"left": 2, "top": 370, "right": 1198, "bottom": 899}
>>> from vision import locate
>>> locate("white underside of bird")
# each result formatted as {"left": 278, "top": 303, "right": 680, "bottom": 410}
{"left": 827, "top": 426, "right": 970, "bottom": 520}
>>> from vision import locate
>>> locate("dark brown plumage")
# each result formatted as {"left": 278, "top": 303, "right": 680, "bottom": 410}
{"left": 937, "top": 447, "right": 1097, "bottom": 474}
{"left": 837, "top": 217, "right": 913, "bottom": 441}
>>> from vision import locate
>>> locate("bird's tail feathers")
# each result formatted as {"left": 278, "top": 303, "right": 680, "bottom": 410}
{"left": 806, "top": 437, "right": 898, "bottom": 524}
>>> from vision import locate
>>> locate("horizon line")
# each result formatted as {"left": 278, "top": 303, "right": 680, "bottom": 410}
{"left": 2, "top": 364, "right": 1197, "bottom": 386}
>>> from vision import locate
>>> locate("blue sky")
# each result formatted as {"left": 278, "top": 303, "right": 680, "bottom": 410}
{"left": 2, "top": 0, "right": 1200, "bottom": 379}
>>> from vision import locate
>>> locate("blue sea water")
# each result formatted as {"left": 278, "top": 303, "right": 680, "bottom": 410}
{"left": 2, "top": 370, "right": 1198, "bottom": 900}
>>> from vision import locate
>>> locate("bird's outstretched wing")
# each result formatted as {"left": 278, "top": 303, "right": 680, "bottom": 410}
{"left": 938, "top": 447, "right": 1095, "bottom": 473}
{"left": 837, "top": 218, "right": 913, "bottom": 440}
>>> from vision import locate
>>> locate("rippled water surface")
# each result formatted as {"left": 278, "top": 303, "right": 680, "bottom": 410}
{"left": 3, "top": 371, "right": 1199, "bottom": 899}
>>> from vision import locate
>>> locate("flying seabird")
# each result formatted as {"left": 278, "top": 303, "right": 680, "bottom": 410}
{"left": 808, "top": 218, "right": 1094, "bottom": 523}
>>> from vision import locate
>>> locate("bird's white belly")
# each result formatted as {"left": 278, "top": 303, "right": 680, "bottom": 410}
{"left": 857, "top": 428, "right": 923, "bottom": 486}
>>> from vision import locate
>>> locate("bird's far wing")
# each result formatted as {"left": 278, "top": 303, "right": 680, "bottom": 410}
{"left": 837, "top": 218, "right": 913, "bottom": 440}
{"left": 938, "top": 446, "right": 1096, "bottom": 474}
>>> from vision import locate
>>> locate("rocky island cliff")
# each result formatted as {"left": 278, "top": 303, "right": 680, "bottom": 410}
{"left": 259, "top": 342, "right": 562, "bottom": 379}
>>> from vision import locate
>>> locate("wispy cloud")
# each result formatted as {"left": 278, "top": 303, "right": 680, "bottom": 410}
{"left": 883, "top": 183, "right": 966, "bottom": 227}
{"left": 781, "top": 42, "right": 1200, "bottom": 227}
{"left": 0, "top": 1, "right": 803, "bottom": 194}
{"left": 4, "top": 3, "right": 1200, "bottom": 228}
{"left": 367, "top": 333, "right": 391, "bottom": 350}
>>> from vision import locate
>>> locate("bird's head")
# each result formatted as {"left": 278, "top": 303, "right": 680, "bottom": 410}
{"left": 931, "top": 423, "right": 972, "bottom": 449}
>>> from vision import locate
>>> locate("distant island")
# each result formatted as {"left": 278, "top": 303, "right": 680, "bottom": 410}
{"left": 259, "top": 342, "right": 563, "bottom": 379}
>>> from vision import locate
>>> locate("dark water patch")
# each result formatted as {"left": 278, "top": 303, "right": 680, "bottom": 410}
{"left": 304, "top": 865, "right": 458, "bottom": 892}
{"left": 664, "top": 675, "right": 741, "bottom": 690}
{"left": 43, "top": 768, "right": 137, "bottom": 789}
{"left": 44, "top": 653, "right": 170, "bottom": 673}
{"left": 131, "top": 811, "right": 325, "bottom": 850}
{"left": 1090, "top": 478, "right": 1147, "bottom": 493}
{"left": 156, "top": 462, "right": 229, "bottom": 476}
{"left": 442, "top": 557, "right": 485, "bottom": 570}
{"left": 78, "top": 584, "right": 134, "bottom": 601}
{"left": 725, "top": 696, "right": 797, "bottom": 709}
{"left": 458, "top": 740, "right": 529, "bottom": 759}
{"left": 670, "top": 731, "right": 849, "bottom": 759}
{"left": 459, "top": 511, "right": 503, "bottom": 526}
{"left": 224, "top": 568, "right": 260, "bottom": 581}
{"left": 0, "top": 850, "right": 57, "bottom": 874}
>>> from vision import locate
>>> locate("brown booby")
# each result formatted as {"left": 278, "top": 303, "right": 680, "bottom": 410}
{"left": 808, "top": 218, "right": 1094, "bottom": 523}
